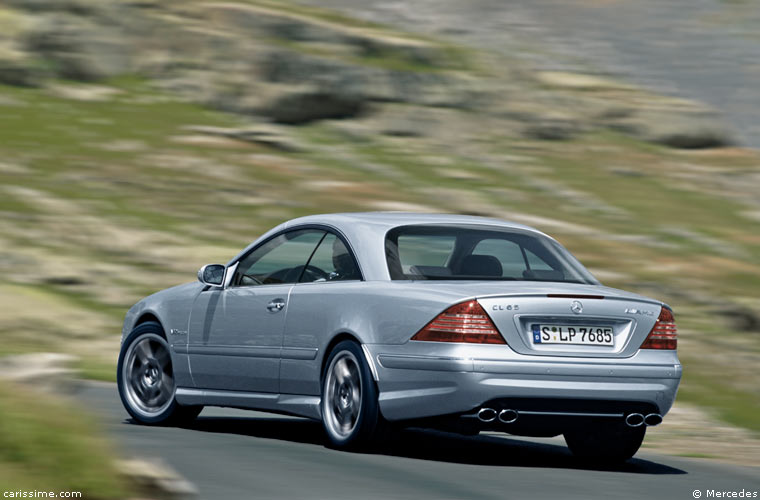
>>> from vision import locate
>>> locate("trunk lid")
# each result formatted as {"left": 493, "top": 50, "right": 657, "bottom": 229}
{"left": 400, "top": 281, "right": 663, "bottom": 358}
{"left": 475, "top": 284, "right": 661, "bottom": 358}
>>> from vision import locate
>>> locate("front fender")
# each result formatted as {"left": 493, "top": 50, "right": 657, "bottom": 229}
{"left": 120, "top": 281, "right": 204, "bottom": 388}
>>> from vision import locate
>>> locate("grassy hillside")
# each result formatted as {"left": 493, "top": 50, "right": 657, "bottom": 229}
{"left": 0, "top": 381, "right": 128, "bottom": 497}
{"left": 0, "top": 0, "right": 758, "bottom": 442}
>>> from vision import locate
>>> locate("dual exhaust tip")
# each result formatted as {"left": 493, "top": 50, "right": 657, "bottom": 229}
{"left": 625, "top": 413, "right": 663, "bottom": 427}
{"left": 477, "top": 408, "right": 518, "bottom": 424}
{"left": 477, "top": 408, "right": 663, "bottom": 427}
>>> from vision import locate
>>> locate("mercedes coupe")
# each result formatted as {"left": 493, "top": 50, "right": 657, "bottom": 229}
{"left": 117, "top": 213, "right": 681, "bottom": 462}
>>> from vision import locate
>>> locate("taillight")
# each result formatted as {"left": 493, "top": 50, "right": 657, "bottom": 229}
{"left": 641, "top": 306, "right": 677, "bottom": 349}
{"left": 411, "top": 300, "right": 506, "bottom": 344}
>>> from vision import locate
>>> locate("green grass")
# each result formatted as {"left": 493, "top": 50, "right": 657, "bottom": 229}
{"left": 675, "top": 452, "right": 719, "bottom": 459}
{"left": 676, "top": 364, "right": 760, "bottom": 434}
{"left": 77, "top": 358, "right": 118, "bottom": 383}
{"left": 0, "top": 381, "right": 128, "bottom": 497}
{"left": 1, "top": 0, "right": 759, "bottom": 449}
{"left": 2, "top": 78, "right": 759, "bottom": 439}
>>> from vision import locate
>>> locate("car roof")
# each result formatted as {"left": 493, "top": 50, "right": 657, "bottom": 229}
{"left": 282, "top": 212, "right": 540, "bottom": 233}
{"left": 230, "top": 212, "right": 550, "bottom": 281}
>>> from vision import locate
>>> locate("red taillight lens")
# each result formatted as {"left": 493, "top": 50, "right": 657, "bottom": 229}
{"left": 641, "top": 307, "right": 677, "bottom": 350}
{"left": 411, "top": 300, "right": 506, "bottom": 344}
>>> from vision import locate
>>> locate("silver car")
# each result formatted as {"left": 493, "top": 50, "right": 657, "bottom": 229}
{"left": 118, "top": 213, "right": 681, "bottom": 462}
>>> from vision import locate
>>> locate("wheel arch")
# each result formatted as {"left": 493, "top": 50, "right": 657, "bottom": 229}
{"left": 320, "top": 332, "right": 379, "bottom": 383}
{"left": 133, "top": 312, "right": 166, "bottom": 338}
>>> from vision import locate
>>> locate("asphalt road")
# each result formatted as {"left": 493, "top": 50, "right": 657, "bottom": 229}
{"left": 81, "top": 383, "right": 759, "bottom": 500}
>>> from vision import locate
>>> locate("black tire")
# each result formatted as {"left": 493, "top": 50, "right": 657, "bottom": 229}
{"left": 564, "top": 422, "right": 646, "bottom": 463}
{"left": 320, "top": 340, "right": 388, "bottom": 450}
{"left": 117, "top": 321, "right": 202, "bottom": 426}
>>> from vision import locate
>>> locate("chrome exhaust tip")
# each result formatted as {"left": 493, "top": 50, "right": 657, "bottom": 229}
{"left": 498, "top": 409, "right": 519, "bottom": 424}
{"left": 477, "top": 408, "right": 497, "bottom": 423}
{"left": 644, "top": 413, "right": 663, "bottom": 427}
{"left": 625, "top": 413, "right": 645, "bottom": 427}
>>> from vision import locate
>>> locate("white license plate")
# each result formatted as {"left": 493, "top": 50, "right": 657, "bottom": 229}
{"left": 532, "top": 324, "right": 614, "bottom": 346}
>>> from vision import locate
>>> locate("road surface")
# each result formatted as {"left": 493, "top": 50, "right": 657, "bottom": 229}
{"left": 81, "top": 383, "right": 760, "bottom": 500}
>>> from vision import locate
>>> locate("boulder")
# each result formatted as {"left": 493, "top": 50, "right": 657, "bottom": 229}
{"left": 202, "top": 2, "right": 448, "bottom": 68}
{"left": 24, "top": 13, "right": 131, "bottom": 81}
{"left": 261, "top": 86, "right": 368, "bottom": 124}
{"left": 522, "top": 115, "right": 582, "bottom": 141}
{"left": 0, "top": 352, "right": 78, "bottom": 394}
{"left": 117, "top": 459, "right": 198, "bottom": 500}
{"left": 2, "top": 0, "right": 104, "bottom": 15}
{"left": 0, "top": 49, "right": 44, "bottom": 86}
{"left": 183, "top": 124, "right": 306, "bottom": 152}
{"left": 608, "top": 110, "right": 733, "bottom": 149}
{"left": 714, "top": 305, "right": 760, "bottom": 333}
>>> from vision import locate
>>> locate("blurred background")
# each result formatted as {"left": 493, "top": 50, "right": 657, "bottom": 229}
{"left": 0, "top": 0, "right": 758, "bottom": 497}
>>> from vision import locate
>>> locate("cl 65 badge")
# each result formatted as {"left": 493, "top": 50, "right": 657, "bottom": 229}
{"left": 493, "top": 304, "right": 519, "bottom": 311}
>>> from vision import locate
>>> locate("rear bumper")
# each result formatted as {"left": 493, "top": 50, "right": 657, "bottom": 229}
{"left": 364, "top": 342, "right": 682, "bottom": 422}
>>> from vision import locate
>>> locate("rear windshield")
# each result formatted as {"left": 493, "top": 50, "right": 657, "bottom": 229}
{"left": 385, "top": 224, "right": 599, "bottom": 284}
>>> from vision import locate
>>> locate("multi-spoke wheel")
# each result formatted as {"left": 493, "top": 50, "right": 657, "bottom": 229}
{"left": 321, "top": 340, "right": 386, "bottom": 449}
{"left": 117, "top": 322, "right": 202, "bottom": 425}
{"left": 324, "top": 350, "right": 363, "bottom": 439}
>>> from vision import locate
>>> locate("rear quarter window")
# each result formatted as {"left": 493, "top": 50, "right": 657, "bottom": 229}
{"left": 397, "top": 235, "right": 455, "bottom": 273}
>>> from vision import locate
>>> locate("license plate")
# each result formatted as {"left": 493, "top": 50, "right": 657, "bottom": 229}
{"left": 532, "top": 324, "right": 614, "bottom": 346}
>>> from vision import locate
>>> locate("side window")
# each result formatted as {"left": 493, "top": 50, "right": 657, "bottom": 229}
{"left": 471, "top": 239, "right": 557, "bottom": 278}
{"left": 300, "top": 233, "right": 361, "bottom": 282}
{"left": 472, "top": 239, "right": 525, "bottom": 278}
{"left": 397, "top": 235, "right": 455, "bottom": 276}
{"left": 233, "top": 229, "right": 325, "bottom": 287}
{"left": 526, "top": 249, "right": 553, "bottom": 271}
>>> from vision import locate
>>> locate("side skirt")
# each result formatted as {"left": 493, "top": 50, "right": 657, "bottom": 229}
{"left": 175, "top": 387, "right": 322, "bottom": 420}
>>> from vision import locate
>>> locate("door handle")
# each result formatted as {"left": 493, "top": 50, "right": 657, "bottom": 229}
{"left": 266, "top": 298, "right": 286, "bottom": 313}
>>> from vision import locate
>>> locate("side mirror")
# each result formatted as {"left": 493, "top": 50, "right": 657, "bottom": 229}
{"left": 198, "top": 264, "right": 226, "bottom": 287}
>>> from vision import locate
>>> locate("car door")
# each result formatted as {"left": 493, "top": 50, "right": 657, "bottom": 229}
{"left": 280, "top": 231, "right": 364, "bottom": 395}
{"left": 187, "top": 228, "right": 326, "bottom": 393}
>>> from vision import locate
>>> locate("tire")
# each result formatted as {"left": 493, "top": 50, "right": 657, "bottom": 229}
{"left": 117, "top": 321, "right": 202, "bottom": 425}
{"left": 320, "top": 340, "right": 388, "bottom": 449}
{"left": 564, "top": 422, "right": 646, "bottom": 463}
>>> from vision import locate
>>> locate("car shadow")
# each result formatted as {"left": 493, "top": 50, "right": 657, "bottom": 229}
{"left": 157, "top": 414, "right": 687, "bottom": 475}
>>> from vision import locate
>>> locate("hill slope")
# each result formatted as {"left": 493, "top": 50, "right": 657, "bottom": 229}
{"left": 0, "top": 0, "right": 758, "bottom": 445}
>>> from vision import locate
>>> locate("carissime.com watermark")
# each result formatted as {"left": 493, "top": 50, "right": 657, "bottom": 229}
{"left": 3, "top": 492, "right": 82, "bottom": 498}
{"left": 693, "top": 490, "right": 758, "bottom": 498}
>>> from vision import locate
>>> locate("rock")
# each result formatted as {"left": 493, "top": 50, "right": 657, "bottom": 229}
{"left": 2, "top": 0, "right": 104, "bottom": 15}
{"left": 500, "top": 102, "right": 584, "bottom": 141}
{"left": 183, "top": 125, "right": 306, "bottom": 152}
{"left": 602, "top": 104, "right": 734, "bottom": 149}
{"left": 202, "top": 2, "right": 448, "bottom": 68}
{"left": 380, "top": 119, "right": 426, "bottom": 137}
{"left": 522, "top": 116, "right": 581, "bottom": 141}
{"left": 649, "top": 123, "right": 733, "bottom": 149}
{"left": 257, "top": 48, "right": 474, "bottom": 108}
{"left": 0, "top": 9, "right": 41, "bottom": 85}
{"left": 611, "top": 113, "right": 733, "bottom": 149}
{"left": 258, "top": 49, "right": 364, "bottom": 85}
{"left": 534, "top": 71, "right": 636, "bottom": 92}
{"left": 24, "top": 13, "right": 131, "bottom": 81}
{"left": 46, "top": 83, "right": 124, "bottom": 101}
{"left": 204, "top": 3, "right": 349, "bottom": 45}
{"left": 0, "top": 49, "right": 43, "bottom": 86}
{"left": 261, "top": 86, "right": 368, "bottom": 124}
{"left": 714, "top": 305, "right": 760, "bottom": 333}
{"left": 117, "top": 459, "right": 198, "bottom": 500}
{"left": 0, "top": 353, "right": 78, "bottom": 394}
